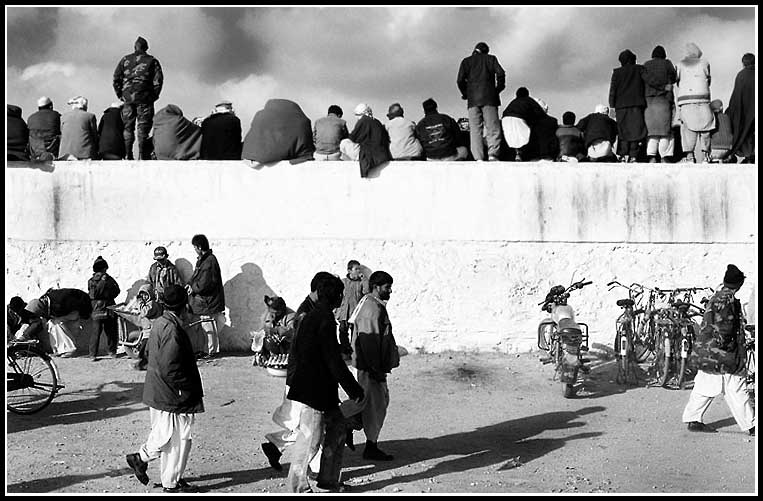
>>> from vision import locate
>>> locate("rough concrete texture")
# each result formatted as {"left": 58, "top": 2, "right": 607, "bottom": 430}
{"left": 5, "top": 239, "right": 756, "bottom": 353}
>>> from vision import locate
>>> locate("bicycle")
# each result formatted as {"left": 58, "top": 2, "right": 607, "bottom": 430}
{"left": 7, "top": 339, "right": 65, "bottom": 414}
{"left": 607, "top": 280, "right": 644, "bottom": 384}
{"left": 744, "top": 325, "right": 755, "bottom": 411}
{"left": 653, "top": 288, "right": 706, "bottom": 389}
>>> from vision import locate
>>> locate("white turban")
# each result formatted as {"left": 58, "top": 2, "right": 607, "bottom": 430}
{"left": 67, "top": 96, "right": 88, "bottom": 110}
{"left": 354, "top": 103, "right": 372, "bottom": 117}
{"left": 595, "top": 104, "right": 609, "bottom": 115}
{"left": 37, "top": 96, "right": 52, "bottom": 107}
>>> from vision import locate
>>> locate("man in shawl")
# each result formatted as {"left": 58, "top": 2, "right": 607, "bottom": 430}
{"left": 500, "top": 87, "right": 547, "bottom": 161}
{"left": 347, "top": 270, "right": 400, "bottom": 462}
{"left": 241, "top": 99, "right": 315, "bottom": 164}
{"left": 151, "top": 105, "right": 202, "bottom": 160}
{"left": 609, "top": 49, "right": 647, "bottom": 163}
{"left": 576, "top": 105, "right": 619, "bottom": 162}
{"left": 726, "top": 53, "right": 755, "bottom": 163}
{"left": 7, "top": 104, "right": 29, "bottom": 161}
{"left": 340, "top": 103, "right": 392, "bottom": 177}
{"left": 675, "top": 42, "right": 715, "bottom": 163}
{"left": 642, "top": 45, "right": 677, "bottom": 163}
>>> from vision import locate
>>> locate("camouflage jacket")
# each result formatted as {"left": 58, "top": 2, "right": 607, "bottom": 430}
{"left": 113, "top": 50, "right": 163, "bottom": 104}
{"left": 691, "top": 286, "right": 746, "bottom": 375}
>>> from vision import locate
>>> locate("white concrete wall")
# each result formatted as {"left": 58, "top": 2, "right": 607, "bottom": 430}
{"left": 5, "top": 161, "right": 758, "bottom": 353}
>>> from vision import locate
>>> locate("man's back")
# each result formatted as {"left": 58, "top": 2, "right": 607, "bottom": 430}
{"left": 386, "top": 117, "right": 423, "bottom": 159}
{"left": 27, "top": 109, "right": 61, "bottom": 138}
{"left": 610, "top": 64, "right": 646, "bottom": 109}
{"left": 457, "top": 52, "right": 506, "bottom": 108}
{"left": 60, "top": 109, "right": 97, "bottom": 159}
{"left": 415, "top": 112, "right": 458, "bottom": 159}
{"left": 314, "top": 114, "right": 348, "bottom": 154}
{"left": 201, "top": 112, "right": 242, "bottom": 160}
{"left": 114, "top": 50, "right": 163, "bottom": 104}
{"left": 576, "top": 113, "right": 618, "bottom": 147}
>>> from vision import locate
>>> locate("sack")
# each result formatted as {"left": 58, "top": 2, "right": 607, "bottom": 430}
{"left": 48, "top": 320, "right": 77, "bottom": 355}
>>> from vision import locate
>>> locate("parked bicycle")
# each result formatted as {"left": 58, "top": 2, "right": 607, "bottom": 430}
{"left": 7, "top": 339, "right": 65, "bottom": 414}
{"left": 744, "top": 324, "right": 755, "bottom": 411}
{"left": 607, "top": 280, "right": 644, "bottom": 384}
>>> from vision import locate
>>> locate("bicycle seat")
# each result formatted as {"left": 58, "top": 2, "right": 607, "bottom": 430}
{"left": 616, "top": 299, "right": 635, "bottom": 307}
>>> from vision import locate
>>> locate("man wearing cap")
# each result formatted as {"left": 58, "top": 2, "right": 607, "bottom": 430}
{"left": 113, "top": 36, "right": 164, "bottom": 160}
{"left": 88, "top": 256, "right": 121, "bottom": 360}
{"left": 682, "top": 264, "right": 755, "bottom": 436}
{"left": 200, "top": 101, "right": 242, "bottom": 160}
{"left": 385, "top": 103, "right": 424, "bottom": 161}
{"left": 126, "top": 284, "right": 204, "bottom": 493}
{"left": 59, "top": 96, "right": 98, "bottom": 160}
{"left": 457, "top": 42, "right": 506, "bottom": 161}
{"left": 340, "top": 103, "right": 392, "bottom": 177}
{"left": 414, "top": 98, "right": 468, "bottom": 161}
{"left": 575, "top": 105, "right": 619, "bottom": 162}
{"left": 27, "top": 96, "right": 61, "bottom": 161}
{"left": 147, "top": 246, "right": 183, "bottom": 302}
{"left": 313, "top": 105, "right": 349, "bottom": 161}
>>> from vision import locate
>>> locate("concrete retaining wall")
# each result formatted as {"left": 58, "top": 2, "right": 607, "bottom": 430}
{"left": 5, "top": 161, "right": 758, "bottom": 353}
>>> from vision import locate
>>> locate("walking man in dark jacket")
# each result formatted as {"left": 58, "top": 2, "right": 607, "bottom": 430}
{"left": 113, "top": 36, "right": 164, "bottom": 160}
{"left": 186, "top": 234, "right": 225, "bottom": 358}
{"left": 27, "top": 96, "right": 61, "bottom": 160}
{"left": 126, "top": 284, "right": 204, "bottom": 493}
{"left": 286, "top": 275, "right": 364, "bottom": 493}
{"left": 457, "top": 42, "right": 506, "bottom": 161}
{"left": 88, "top": 256, "right": 121, "bottom": 360}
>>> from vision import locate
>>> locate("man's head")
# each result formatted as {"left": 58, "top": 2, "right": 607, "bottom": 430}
{"left": 264, "top": 295, "right": 287, "bottom": 317}
{"left": 9, "top": 296, "right": 27, "bottom": 314}
{"left": 37, "top": 96, "right": 53, "bottom": 110}
{"left": 347, "top": 260, "right": 362, "bottom": 279}
{"left": 191, "top": 234, "right": 210, "bottom": 256}
{"left": 422, "top": 98, "right": 438, "bottom": 114}
{"left": 93, "top": 255, "right": 109, "bottom": 273}
{"left": 369, "top": 270, "right": 393, "bottom": 301}
{"left": 310, "top": 271, "right": 336, "bottom": 293}
{"left": 135, "top": 36, "right": 149, "bottom": 52}
{"left": 723, "top": 264, "right": 745, "bottom": 290}
{"left": 474, "top": 42, "right": 489, "bottom": 54}
{"left": 651, "top": 45, "right": 667, "bottom": 59}
{"left": 709, "top": 99, "right": 723, "bottom": 113}
{"left": 214, "top": 100, "right": 234, "bottom": 114}
{"left": 618, "top": 49, "right": 637, "bottom": 66}
{"left": 67, "top": 96, "right": 88, "bottom": 111}
{"left": 354, "top": 103, "right": 372, "bottom": 118}
{"left": 161, "top": 284, "right": 188, "bottom": 313}
{"left": 328, "top": 105, "right": 343, "bottom": 118}
{"left": 742, "top": 52, "right": 755, "bottom": 68}
{"left": 316, "top": 274, "right": 345, "bottom": 310}
{"left": 24, "top": 298, "right": 46, "bottom": 318}
{"left": 515, "top": 87, "right": 529, "bottom": 98}
{"left": 562, "top": 111, "right": 576, "bottom": 126}
{"left": 153, "top": 246, "right": 169, "bottom": 262}
{"left": 386, "top": 103, "right": 404, "bottom": 120}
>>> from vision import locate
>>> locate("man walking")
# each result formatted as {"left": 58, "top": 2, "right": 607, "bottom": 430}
{"left": 682, "top": 264, "right": 755, "bottom": 436}
{"left": 286, "top": 274, "right": 364, "bottom": 492}
{"left": 457, "top": 41, "right": 506, "bottom": 161}
{"left": 349, "top": 270, "right": 400, "bottom": 461}
{"left": 186, "top": 234, "right": 225, "bottom": 358}
{"left": 113, "top": 36, "right": 164, "bottom": 160}
{"left": 126, "top": 285, "right": 204, "bottom": 493}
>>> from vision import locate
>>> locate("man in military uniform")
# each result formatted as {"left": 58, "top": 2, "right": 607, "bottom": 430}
{"left": 682, "top": 264, "right": 755, "bottom": 435}
{"left": 113, "top": 36, "right": 163, "bottom": 160}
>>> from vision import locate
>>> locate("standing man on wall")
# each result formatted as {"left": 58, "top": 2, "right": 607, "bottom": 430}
{"left": 186, "top": 234, "right": 225, "bottom": 359}
{"left": 457, "top": 41, "right": 506, "bottom": 161}
{"left": 113, "top": 36, "right": 164, "bottom": 160}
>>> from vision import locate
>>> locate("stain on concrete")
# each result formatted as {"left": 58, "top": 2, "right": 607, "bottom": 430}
{"left": 52, "top": 181, "right": 61, "bottom": 241}
{"left": 534, "top": 176, "right": 546, "bottom": 242}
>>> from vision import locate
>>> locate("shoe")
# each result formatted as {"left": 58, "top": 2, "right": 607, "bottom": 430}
{"left": 133, "top": 361, "right": 147, "bottom": 371}
{"left": 345, "top": 429, "right": 355, "bottom": 451}
{"left": 315, "top": 482, "right": 349, "bottom": 492}
{"left": 648, "top": 156, "right": 657, "bottom": 163}
{"left": 91, "top": 357, "right": 99, "bottom": 362}
{"left": 627, "top": 157, "right": 637, "bottom": 163}
{"left": 686, "top": 421, "right": 717, "bottom": 433}
{"left": 748, "top": 426, "right": 755, "bottom": 436}
{"left": 126, "top": 453, "right": 149, "bottom": 485}
{"left": 362, "top": 442, "right": 394, "bottom": 461}
{"left": 661, "top": 157, "right": 671, "bottom": 163}
{"left": 488, "top": 155, "right": 499, "bottom": 162}
{"left": 261, "top": 442, "right": 283, "bottom": 471}
{"left": 60, "top": 351, "right": 76, "bottom": 358}
{"left": 163, "top": 484, "right": 199, "bottom": 493}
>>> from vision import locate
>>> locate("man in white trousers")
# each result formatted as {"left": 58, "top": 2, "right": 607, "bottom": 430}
{"left": 682, "top": 264, "right": 755, "bottom": 436}
{"left": 126, "top": 284, "right": 205, "bottom": 492}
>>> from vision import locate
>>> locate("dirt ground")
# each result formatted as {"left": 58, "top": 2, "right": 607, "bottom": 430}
{"left": 5, "top": 347, "right": 757, "bottom": 494}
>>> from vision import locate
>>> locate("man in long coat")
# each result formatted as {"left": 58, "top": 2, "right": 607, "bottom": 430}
{"left": 726, "top": 53, "right": 755, "bottom": 163}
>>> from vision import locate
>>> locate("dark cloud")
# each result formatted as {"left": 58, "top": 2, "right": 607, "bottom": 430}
{"left": 6, "top": 7, "right": 60, "bottom": 67}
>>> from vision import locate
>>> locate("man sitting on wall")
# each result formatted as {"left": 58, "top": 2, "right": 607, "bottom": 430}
{"left": 414, "top": 98, "right": 468, "bottom": 161}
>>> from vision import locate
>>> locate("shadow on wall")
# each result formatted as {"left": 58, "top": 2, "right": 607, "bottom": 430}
{"left": 223, "top": 263, "right": 276, "bottom": 351}
{"left": 174, "top": 258, "right": 195, "bottom": 284}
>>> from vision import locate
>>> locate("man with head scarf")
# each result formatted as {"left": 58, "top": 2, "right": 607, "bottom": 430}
{"left": 385, "top": 103, "right": 424, "bottom": 160}
{"left": 98, "top": 101, "right": 126, "bottom": 160}
{"left": 457, "top": 42, "right": 506, "bottom": 161}
{"left": 576, "top": 105, "right": 619, "bottom": 162}
{"left": 7, "top": 296, "right": 45, "bottom": 347}
{"left": 7, "top": 104, "right": 29, "bottom": 161}
{"left": 642, "top": 45, "right": 678, "bottom": 163}
{"left": 609, "top": 49, "right": 647, "bottom": 162}
{"left": 59, "top": 96, "right": 98, "bottom": 160}
{"left": 340, "top": 103, "right": 392, "bottom": 177}
{"left": 27, "top": 96, "right": 61, "bottom": 161}
{"left": 113, "top": 36, "right": 164, "bottom": 160}
{"left": 682, "top": 265, "right": 755, "bottom": 436}
{"left": 675, "top": 42, "right": 714, "bottom": 163}
{"left": 313, "top": 105, "right": 349, "bottom": 161}
{"left": 726, "top": 53, "right": 755, "bottom": 163}
{"left": 500, "top": 87, "right": 547, "bottom": 161}
{"left": 200, "top": 100, "right": 242, "bottom": 160}
{"left": 152, "top": 104, "right": 203, "bottom": 160}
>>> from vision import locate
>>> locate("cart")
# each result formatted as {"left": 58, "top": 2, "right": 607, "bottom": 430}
{"left": 109, "top": 304, "right": 146, "bottom": 359}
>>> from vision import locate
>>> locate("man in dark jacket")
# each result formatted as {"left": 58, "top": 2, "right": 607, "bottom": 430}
{"left": 113, "top": 36, "right": 164, "bottom": 160}
{"left": 98, "top": 102, "right": 126, "bottom": 160}
{"left": 524, "top": 98, "right": 559, "bottom": 161}
{"left": 726, "top": 53, "right": 755, "bottom": 163}
{"left": 609, "top": 49, "right": 647, "bottom": 162}
{"left": 576, "top": 105, "right": 619, "bottom": 162}
{"left": 200, "top": 100, "right": 242, "bottom": 160}
{"left": 286, "top": 275, "right": 364, "bottom": 493}
{"left": 7, "top": 104, "right": 29, "bottom": 161}
{"left": 457, "top": 42, "right": 506, "bottom": 161}
{"left": 126, "top": 284, "right": 204, "bottom": 493}
{"left": 27, "top": 96, "right": 61, "bottom": 161}
{"left": 24, "top": 287, "right": 93, "bottom": 357}
{"left": 340, "top": 103, "right": 392, "bottom": 177}
{"left": 186, "top": 234, "right": 225, "bottom": 358}
{"left": 556, "top": 111, "right": 586, "bottom": 162}
{"left": 147, "top": 246, "right": 183, "bottom": 301}
{"left": 88, "top": 256, "right": 121, "bottom": 360}
{"left": 414, "top": 98, "right": 467, "bottom": 161}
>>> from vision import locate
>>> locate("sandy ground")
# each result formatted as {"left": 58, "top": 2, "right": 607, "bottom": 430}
{"left": 5, "top": 348, "right": 757, "bottom": 494}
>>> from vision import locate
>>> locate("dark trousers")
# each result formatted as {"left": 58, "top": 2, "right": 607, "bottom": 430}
{"left": 89, "top": 316, "right": 118, "bottom": 357}
{"left": 316, "top": 408, "right": 347, "bottom": 488}
{"left": 121, "top": 102, "right": 155, "bottom": 159}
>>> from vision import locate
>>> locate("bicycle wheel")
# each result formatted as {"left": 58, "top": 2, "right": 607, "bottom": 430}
{"left": 656, "top": 333, "right": 672, "bottom": 387}
{"left": 677, "top": 336, "right": 691, "bottom": 389}
{"left": 615, "top": 325, "right": 626, "bottom": 384}
{"left": 7, "top": 345, "right": 59, "bottom": 414}
{"left": 634, "top": 319, "right": 655, "bottom": 363}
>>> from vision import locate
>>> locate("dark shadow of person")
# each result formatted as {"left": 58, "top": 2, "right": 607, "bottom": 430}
{"left": 222, "top": 263, "right": 276, "bottom": 352}
{"left": 174, "top": 258, "right": 195, "bottom": 285}
{"left": 344, "top": 406, "right": 606, "bottom": 491}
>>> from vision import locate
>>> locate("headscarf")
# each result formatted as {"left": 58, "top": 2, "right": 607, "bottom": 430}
{"left": 682, "top": 42, "right": 702, "bottom": 61}
{"left": 67, "top": 96, "right": 88, "bottom": 110}
{"left": 354, "top": 103, "right": 372, "bottom": 118}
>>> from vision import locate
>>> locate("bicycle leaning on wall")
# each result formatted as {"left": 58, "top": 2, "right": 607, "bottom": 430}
{"left": 607, "top": 280, "right": 645, "bottom": 385}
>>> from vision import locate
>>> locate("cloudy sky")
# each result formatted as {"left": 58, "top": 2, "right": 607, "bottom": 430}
{"left": 6, "top": 6, "right": 756, "bottom": 133}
